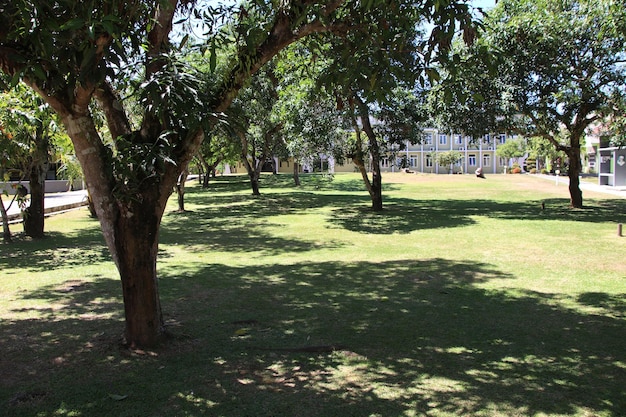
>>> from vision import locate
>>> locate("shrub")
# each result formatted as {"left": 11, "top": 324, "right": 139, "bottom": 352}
{"left": 512, "top": 167, "right": 522, "bottom": 174}
{"left": 530, "top": 168, "right": 537, "bottom": 174}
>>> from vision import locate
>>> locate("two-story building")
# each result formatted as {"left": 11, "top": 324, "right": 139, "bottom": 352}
{"left": 331, "top": 128, "right": 521, "bottom": 175}
{"left": 226, "top": 128, "right": 522, "bottom": 175}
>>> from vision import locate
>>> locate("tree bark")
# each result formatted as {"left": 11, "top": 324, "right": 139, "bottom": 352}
{"left": 293, "top": 161, "right": 301, "bottom": 186}
{"left": 0, "top": 197, "right": 12, "bottom": 243}
{"left": 115, "top": 195, "right": 164, "bottom": 348}
{"left": 62, "top": 113, "right": 170, "bottom": 348}
{"left": 566, "top": 142, "right": 583, "bottom": 208}
{"left": 23, "top": 161, "right": 48, "bottom": 239}
{"left": 349, "top": 102, "right": 375, "bottom": 199}
{"left": 355, "top": 96, "right": 383, "bottom": 211}
{"left": 23, "top": 136, "right": 49, "bottom": 238}
{"left": 176, "top": 168, "right": 188, "bottom": 212}
{"left": 247, "top": 167, "right": 261, "bottom": 196}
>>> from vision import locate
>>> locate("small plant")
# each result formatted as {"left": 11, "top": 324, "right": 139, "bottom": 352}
{"left": 529, "top": 168, "right": 537, "bottom": 174}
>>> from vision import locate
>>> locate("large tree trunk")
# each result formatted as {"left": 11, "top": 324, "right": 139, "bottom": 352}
{"left": 355, "top": 96, "right": 383, "bottom": 211}
{"left": 293, "top": 161, "right": 301, "bottom": 186}
{"left": 566, "top": 143, "right": 583, "bottom": 208}
{"left": 62, "top": 114, "right": 172, "bottom": 348}
{"left": 248, "top": 169, "right": 261, "bottom": 196}
{"left": 176, "top": 168, "right": 188, "bottom": 212}
{"left": 115, "top": 195, "right": 164, "bottom": 348}
{"left": 23, "top": 136, "right": 49, "bottom": 238}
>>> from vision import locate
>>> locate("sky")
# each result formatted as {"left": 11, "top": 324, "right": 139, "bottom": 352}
{"left": 472, "top": 0, "right": 498, "bottom": 10}
{"left": 205, "top": 0, "right": 499, "bottom": 10}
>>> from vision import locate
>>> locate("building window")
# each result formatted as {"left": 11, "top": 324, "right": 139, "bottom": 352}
{"left": 499, "top": 157, "right": 507, "bottom": 167}
{"left": 439, "top": 134, "right": 447, "bottom": 145}
{"left": 468, "top": 154, "right": 477, "bottom": 166}
{"left": 381, "top": 158, "right": 390, "bottom": 168}
{"left": 425, "top": 133, "right": 433, "bottom": 145}
{"left": 426, "top": 155, "right": 433, "bottom": 167}
{"left": 498, "top": 134, "right": 506, "bottom": 144}
{"left": 410, "top": 156, "right": 418, "bottom": 167}
{"left": 483, "top": 134, "right": 491, "bottom": 144}
{"left": 483, "top": 154, "right": 491, "bottom": 167}
{"left": 455, "top": 134, "right": 463, "bottom": 145}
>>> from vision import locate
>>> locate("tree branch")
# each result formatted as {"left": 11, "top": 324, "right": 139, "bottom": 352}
{"left": 94, "top": 82, "right": 132, "bottom": 140}
{"left": 211, "top": 0, "right": 348, "bottom": 113}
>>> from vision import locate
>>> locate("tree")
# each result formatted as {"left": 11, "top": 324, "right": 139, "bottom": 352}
{"left": 0, "top": 123, "right": 26, "bottom": 242}
{"left": 485, "top": 0, "right": 626, "bottom": 207}
{"left": 0, "top": 85, "right": 66, "bottom": 238}
{"left": 434, "top": 150, "right": 464, "bottom": 174}
{"left": 0, "top": 0, "right": 479, "bottom": 347}
{"left": 315, "top": 0, "right": 477, "bottom": 211}
{"left": 274, "top": 43, "right": 350, "bottom": 186}
{"left": 233, "top": 65, "right": 286, "bottom": 195}
{"left": 196, "top": 128, "right": 240, "bottom": 188}
{"left": 496, "top": 137, "right": 526, "bottom": 172}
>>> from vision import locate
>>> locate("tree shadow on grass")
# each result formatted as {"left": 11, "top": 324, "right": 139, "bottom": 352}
{"left": 171, "top": 186, "right": 626, "bottom": 240}
{"left": 328, "top": 196, "right": 626, "bottom": 234}
{"left": 0, "top": 222, "right": 110, "bottom": 273}
{"left": 163, "top": 259, "right": 624, "bottom": 417}
{"left": 2, "top": 258, "right": 624, "bottom": 416}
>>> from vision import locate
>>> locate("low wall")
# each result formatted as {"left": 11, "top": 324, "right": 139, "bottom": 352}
{"left": 0, "top": 180, "right": 85, "bottom": 195}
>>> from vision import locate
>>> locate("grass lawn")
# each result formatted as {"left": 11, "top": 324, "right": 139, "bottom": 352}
{"left": 1, "top": 173, "right": 625, "bottom": 417}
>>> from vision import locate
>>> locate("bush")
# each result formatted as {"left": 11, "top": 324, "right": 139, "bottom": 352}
{"left": 529, "top": 168, "right": 537, "bottom": 174}
{"left": 541, "top": 168, "right": 549, "bottom": 175}
{"left": 512, "top": 167, "right": 522, "bottom": 174}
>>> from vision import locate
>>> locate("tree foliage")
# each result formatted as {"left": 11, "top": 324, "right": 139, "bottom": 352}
{"left": 0, "top": 83, "right": 68, "bottom": 237}
{"left": 0, "top": 0, "right": 481, "bottom": 347}
{"left": 488, "top": 0, "right": 626, "bottom": 206}
{"left": 434, "top": 150, "right": 463, "bottom": 173}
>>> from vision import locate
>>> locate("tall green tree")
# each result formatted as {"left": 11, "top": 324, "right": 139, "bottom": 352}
{"left": 0, "top": 85, "right": 66, "bottom": 238}
{"left": 0, "top": 121, "right": 26, "bottom": 242}
{"left": 315, "top": 0, "right": 476, "bottom": 211}
{"left": 495, "top": 136, "right": 526, "bottom": 171}
{"left": 274, "top": 44, "right": 350, "bottom": 186}
{"left": 234, "top": 65, "right": 286, "bottom": 195}
{"left": 487, "top": 0, "right": 626, "bottom": 207}
{"left": 434, "top": 150, "right": 464, "bottom": 174}
{"left": 0, "top": 0, "right": 479, "bottom": 347}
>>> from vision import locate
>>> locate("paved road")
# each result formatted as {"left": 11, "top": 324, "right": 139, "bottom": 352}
{"left": 3, "top": 190, "right": 89, "bottom": 222}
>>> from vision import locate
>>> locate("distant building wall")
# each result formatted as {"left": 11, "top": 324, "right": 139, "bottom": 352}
{"left": 0, "top": 180, "right": 85, "bottom": 195}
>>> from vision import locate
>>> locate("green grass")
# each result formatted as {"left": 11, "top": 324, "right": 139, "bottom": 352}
{"left": 1, "top": 173, "right": 625, "bottom": 417}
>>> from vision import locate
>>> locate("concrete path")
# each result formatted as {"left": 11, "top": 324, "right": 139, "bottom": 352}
{"left": 2, "top": 190, "right": 89, "bottom": 223}
{"left": 533, "top": 174, "right": 626, "bottom": 199}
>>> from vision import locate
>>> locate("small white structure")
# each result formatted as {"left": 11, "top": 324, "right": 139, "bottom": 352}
{"left": 598, "top": 147, "right": 626, "bottom": 186}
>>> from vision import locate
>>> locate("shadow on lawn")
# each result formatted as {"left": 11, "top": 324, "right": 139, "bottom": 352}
{"left": 165, "top": 185, "right": 626, "bottom": 242}
{"left": 0, "top": 222, "right": 110, "bottom": 273}
{"left": 3, "top": 257, "right": 623, "bottom": 416}
{"left": 160, "top": 259, "right": 625, "bottom": 417}
{"left": 2, "top": 178, "right": 626, "bottom": 415}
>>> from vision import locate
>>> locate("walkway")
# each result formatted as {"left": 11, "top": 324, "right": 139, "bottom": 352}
{"left": 2, "top": 190, "right": 89, "bottom": 224}
{"left": 533, "top": 174, "right": 626, "bottom": 199}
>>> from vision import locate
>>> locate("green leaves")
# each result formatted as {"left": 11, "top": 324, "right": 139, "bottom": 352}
{"left": 109, "top": 132, "right": 177, "bottom": 201}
